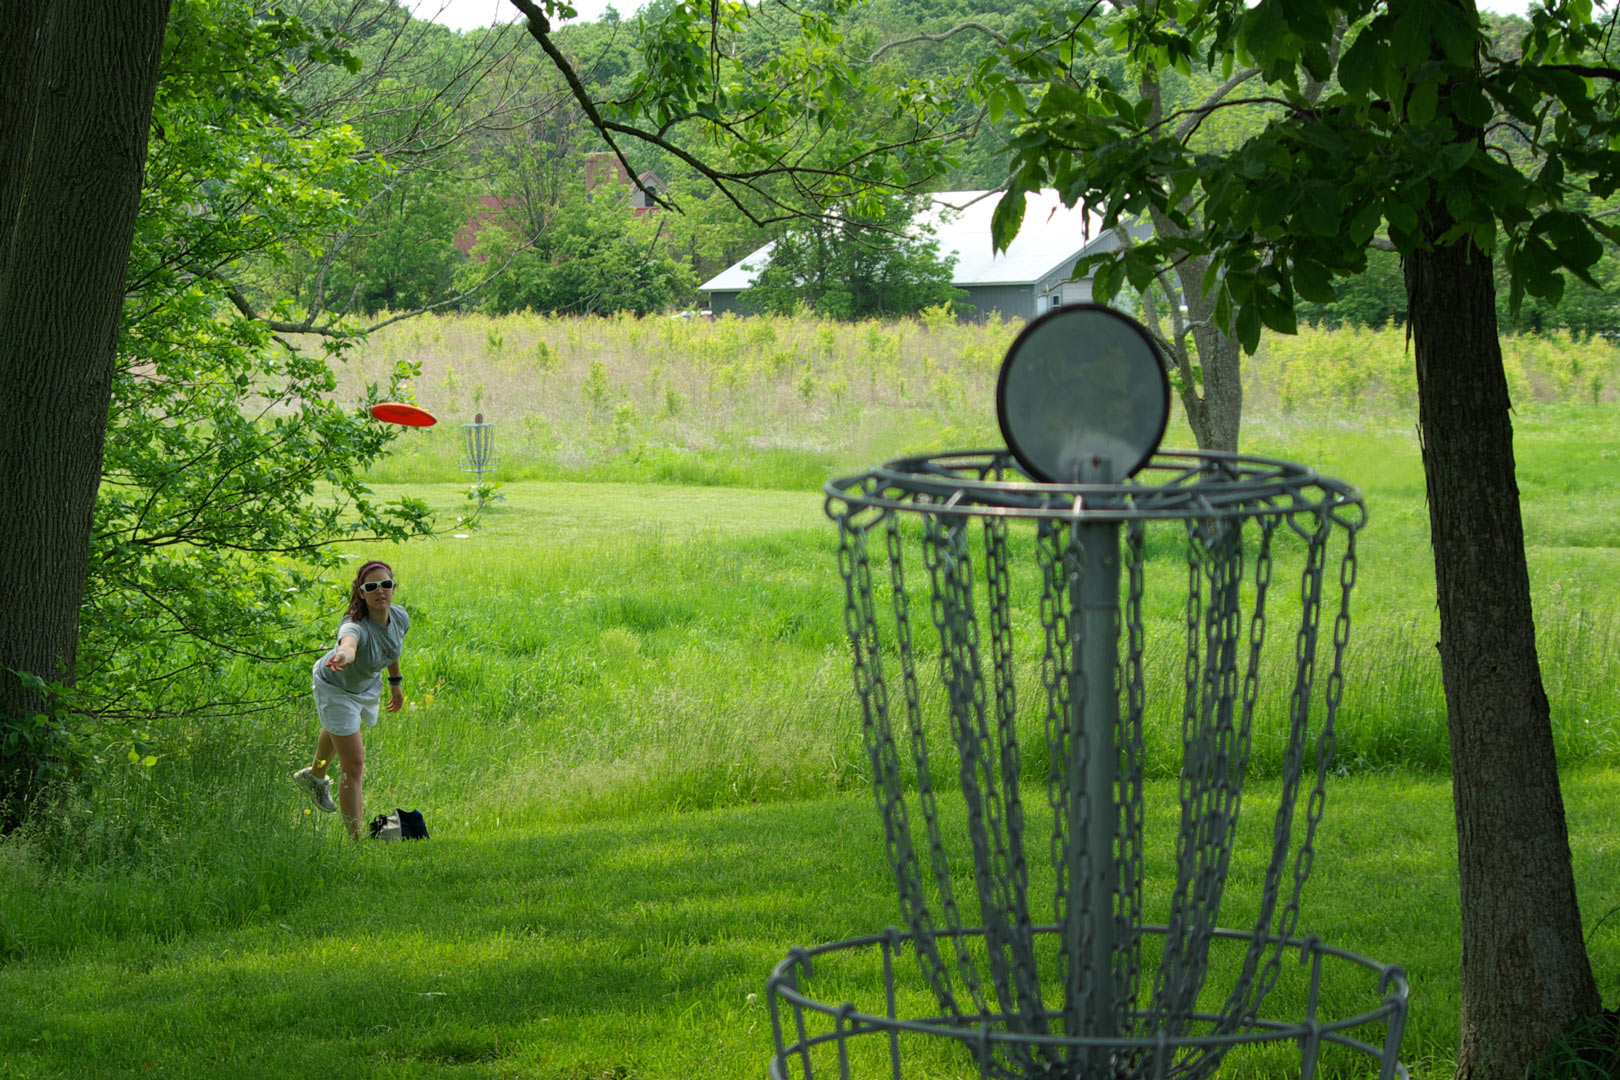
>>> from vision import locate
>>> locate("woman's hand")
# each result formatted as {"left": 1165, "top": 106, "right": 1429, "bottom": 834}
{"left": 387, "top": 685, "right": 404, "bottom": 713}
{"left": 326, "top": 635, "right": 359, "bottom": 672}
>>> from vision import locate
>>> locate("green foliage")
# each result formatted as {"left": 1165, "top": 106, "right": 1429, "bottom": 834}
{"left": 978, "top": 0, "right": 1620, "bottom": 352}
{"left": 609, "top": 0, "right": 957, "bottom": 212}
{"left": 78, "top": 0, "right": 438, "bottom": 728}
{"left": 1298, "top": 249, "right": 1410, "bottom": 330}
{"left": 323, "top": 182, "right": 470, "bottom": 314}
{"left": 458, "top": 187, "right": 692, "bottom": 315}
{"left": 1500, "top": 246, "right": 1620, "bottom": 338}
{"left": 1304, "top": 245, "right": 1620, "bottom": 339}
{"left": 741, "top": 195, "right": 968, "bottom": 320}
{"left": 1248, "top": 325, "right": 1620, "bottom": 413}
{"left": 0, "top": 674, "right": 79, "bottom": 823}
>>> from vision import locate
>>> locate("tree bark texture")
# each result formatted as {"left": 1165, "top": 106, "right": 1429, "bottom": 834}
{"left": 1138, "top": 70, "right": 1244, "bottom": 454}
{"left": 1176, "top": 254, "right": 1242, "bottom": 453}
{"left": 1146, "top": 209, "right": 1243, "bottom": 453}
{"left": 1405, "top": 232, "right": 1602, "bottom": 1079}
{"left": 0, "top": 2, "right": 171, "bottom": 810}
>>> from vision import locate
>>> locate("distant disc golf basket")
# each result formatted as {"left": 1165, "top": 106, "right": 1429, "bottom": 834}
{"left": 461, "top": 413, "right": 499, "bottom": 487}
{"left": 768, "top": 305, "right": 1409, "bottom": 1079}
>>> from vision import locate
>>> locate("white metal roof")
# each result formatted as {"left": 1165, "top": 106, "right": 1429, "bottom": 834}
{"left": 699, "top": 190, "right": 1110, "bottom": 293}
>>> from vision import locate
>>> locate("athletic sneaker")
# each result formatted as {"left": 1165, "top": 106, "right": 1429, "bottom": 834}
{"left": 293, "top": 767, "right": 337, "bottom": 813}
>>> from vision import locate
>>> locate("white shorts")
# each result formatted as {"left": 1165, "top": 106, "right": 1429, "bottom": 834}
{"left": 312, "top": 678, "right": 380, "bottom": 737}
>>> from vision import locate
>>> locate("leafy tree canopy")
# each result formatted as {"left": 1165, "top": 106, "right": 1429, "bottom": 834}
{"left": 741, "top": 194, "right": 967, "bottom": 319}
{"left": 459, "top": 181, "right": 693, "bottom": 315}
{"left": 82, "top": 0, "right": 446, "bottom": 731}
{"left": 982, "top": 0, "right": 1620, "bottom": 354}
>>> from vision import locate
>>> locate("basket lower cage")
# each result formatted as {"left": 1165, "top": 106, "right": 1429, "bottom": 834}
{"left": 768, "top": 926, "right": 1409, "bottom": 1080}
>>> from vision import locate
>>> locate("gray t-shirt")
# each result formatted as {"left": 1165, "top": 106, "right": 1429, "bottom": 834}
{"left": 312, "top": 605, "right": 410, "bottom": 699}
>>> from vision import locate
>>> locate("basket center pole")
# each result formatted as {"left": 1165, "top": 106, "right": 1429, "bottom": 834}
{"left": 1071, "top": 459, "right": 1122, "bottom": 1071}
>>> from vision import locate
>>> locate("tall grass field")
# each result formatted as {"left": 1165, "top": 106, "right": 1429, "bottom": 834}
{"left": 1, "top": 315, "right": 1617, "bottom": 1078}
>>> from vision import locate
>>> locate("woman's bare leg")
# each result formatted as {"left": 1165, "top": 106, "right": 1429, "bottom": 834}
{"left": 330, "top": 730, "right": 366, "bottom": 839}
{"left": 310, "top": 729, "right": 336, "bottom": 779}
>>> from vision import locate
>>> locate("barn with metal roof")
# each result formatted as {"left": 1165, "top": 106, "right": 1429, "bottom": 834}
{"left": 698, "top": 190, "right": 1126, "bottom": 322}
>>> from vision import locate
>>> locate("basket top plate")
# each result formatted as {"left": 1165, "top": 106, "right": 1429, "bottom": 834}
{"left": 996, "top": 304, "right": 1170, "bottom": 483}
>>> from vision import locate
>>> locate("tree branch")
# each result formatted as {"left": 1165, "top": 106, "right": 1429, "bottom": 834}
{"left": 508, "top": 0, "right": 676, "bottom": 214}
{"left": 868, "top": 21, "right": 1007, "bottom": 63}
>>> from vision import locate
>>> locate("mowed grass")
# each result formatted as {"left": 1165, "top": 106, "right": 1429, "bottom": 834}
{"left": 0, "top": 772, "right": 1616, "bottom": 1078}
{"left": 2, "top": 315, "right": 1619, "bottom": 1077}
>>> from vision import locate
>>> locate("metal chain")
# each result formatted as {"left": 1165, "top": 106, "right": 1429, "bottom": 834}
{"left": 1036, "top": 518, "right": 1096, "bottom": 1070}
{"left": 1174, "top": 520, "right": 1284, "bottom": 1077}
{"left": 1142, "top": 514, "right": 1247, "bottom": 1065}
{"left": 1244, "top": 505, "right": 1335, "bottom": 1015}
{"left": 1115, "top": 518, "right": 1148, "bottom": 1037}
{"left": 1147, "top": 517, "right": 1208, "bottom": 1038}
{"left": 832, "top": 476, "right": 1364, "bottom": 1080}
{"left": 837, "top": 516, "right": 965, "bottom": 1023}
{"left": 981, "top": 517, "right": 1049, "bottom": 1053}
{"left": 1204, "top": 519, "right": 1286, "bottom": 1043}
{"left": 1036, "top": 518, "right": 1072, "bottom": 938}
{"left": 920, "top": 513, "right": 996, "bottom": 1029}
{"left": 1286, "top": 516, "right": 1357, "bottom": 947}
{"left": 1172, "top": 517, "right": 1248, "bottom": 1024}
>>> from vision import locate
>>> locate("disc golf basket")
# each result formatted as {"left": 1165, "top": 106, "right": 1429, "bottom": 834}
{"left": 767, "top": 305, "right": 1409, "bottom": 1079}
{"left": 461, "top": 413, "right": 500, "bottom": 501}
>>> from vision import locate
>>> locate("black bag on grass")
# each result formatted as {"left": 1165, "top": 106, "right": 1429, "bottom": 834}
{"left": 368, "top": 808, "right": 429, "bottom": 840}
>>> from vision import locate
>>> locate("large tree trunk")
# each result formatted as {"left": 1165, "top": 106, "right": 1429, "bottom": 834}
{"left": 0, "top": 2, "right": 171, "bottom": 820}
{"left": 1405, "top": 231, "right": 1602, "bottom": 1078}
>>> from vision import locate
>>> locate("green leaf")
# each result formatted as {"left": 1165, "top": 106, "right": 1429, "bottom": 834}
{"left": 1429, "top": 0, "right": 1482, "bottom": 67}
{"left": 1540, "top": 210, "right": 1604, "bottom": 271}
{"left": 1293, "top": 258, "right": 1337, "bottom": 303}
{"left": 1123, "top": 247, "right": 1158, "bottom": 292}
{"left": 1443, "top": 185, "right": 1474, "bottom": 223}
{"left": 1093, "top": 260, "right": 1124, "bottom": 305}
{"left": 1348, "top": 203, "right": 1384, "bottom": 246}
{"left": 1235, "top": 301, "right": 1263, "bottom": 354}
{"left": 1338, "top": 32, "right": 1379, "bottom": 97}
{"left": 991, "top": 190, "right": 1027, "bottom": 253}
{"left": 1386, "top": 199, "right": 1420, "bottom": 236}
{"left": 1300, "top": 43, "right": 1332, "bottom": 84}
{"left": 1407, "top": 80, "right": 1440, "bottom": 127}
{"left": 1300, "top": 182, "right": 1342, "bottom": 237}
{"left": 1389, "top": 8, "right": 1431, "bottom": 69}
{"left": 1255, "top": 283, "right": 1297, "bottom": 334}
{"left": 1453, "top": 81, "right": 1493, "bottom": 128}
{"left": 1239, "top": 0, "right": 1289, "bottom": 66}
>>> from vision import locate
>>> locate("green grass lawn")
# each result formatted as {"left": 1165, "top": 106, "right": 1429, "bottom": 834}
{"left": 2, "top": 401, "right": 1618, "bottom": 1078}
{"left": 1, "top": 771, "right": 1616, "bottom": 1078}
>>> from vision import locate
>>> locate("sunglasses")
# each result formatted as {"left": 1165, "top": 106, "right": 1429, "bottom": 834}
{"left": 359, "top": 579, "right": 396, "bottom": 593}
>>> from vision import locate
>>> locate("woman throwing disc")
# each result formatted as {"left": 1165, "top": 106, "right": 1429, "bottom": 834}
{"left": 293, "top": 559, "right": 409, "bottom": 838}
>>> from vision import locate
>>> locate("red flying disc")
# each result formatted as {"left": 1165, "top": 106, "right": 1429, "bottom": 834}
{"left": 369, "top": 402, "right": 437, "bottom": 427}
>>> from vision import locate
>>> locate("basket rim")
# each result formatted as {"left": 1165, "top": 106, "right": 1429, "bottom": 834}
{"left": 825, "top": 448, "right": 1366, "bottom": 529}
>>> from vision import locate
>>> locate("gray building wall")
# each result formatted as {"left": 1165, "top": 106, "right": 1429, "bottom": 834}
{"left": 962, "top": 284, "right": 1034, "bottom": 322}
{"left": 708, "top": 291, "right": 753, "bottom": 316}
{"left": 1031, "top": 268, "right": 1094, "bottom": 316}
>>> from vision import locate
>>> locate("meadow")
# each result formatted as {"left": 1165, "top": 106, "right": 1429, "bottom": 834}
{"left": 0, "top": 314, "right": 1617, "bottom": 1078}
